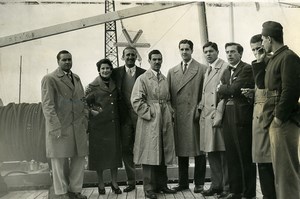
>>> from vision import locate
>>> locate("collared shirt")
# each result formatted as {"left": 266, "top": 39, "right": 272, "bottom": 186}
{"left": 125, "top": 65, "right": 136, "bottom": 76}
{"left": 229, "top": 61, "right": 240, "bottom": 76}
{"left": 182, "top": 59, "right": 193, "bottom": 71}
{"left": 209, "top": 58, "right": 220, "bottom": 70}
{"left": 151, "top": 69, "right": 161, "bottom": 80}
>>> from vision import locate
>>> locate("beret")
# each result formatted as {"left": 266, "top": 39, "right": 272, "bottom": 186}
{"left": 262, "top": 21, "right": 283, "bottom": 38}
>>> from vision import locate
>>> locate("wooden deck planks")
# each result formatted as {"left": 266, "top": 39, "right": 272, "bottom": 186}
{"left": 0, "top": 181, "right": 264, "bottom": 199}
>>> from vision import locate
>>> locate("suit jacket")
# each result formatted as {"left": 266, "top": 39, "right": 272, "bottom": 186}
{"left": 111, "top": 65, "right": 146, "bottom": 124}
{"left": 167, "top": 59, "right": 207, "bottom": 156}
{"left": 41, "top": 67, "right": 88, "bottom": 158}
{"left": 218, "top": 61, "right": 254, "bottom": 126}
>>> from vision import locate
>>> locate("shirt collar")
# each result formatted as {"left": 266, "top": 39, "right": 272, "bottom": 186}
{"left": 182, "top": 58, "right": 193, "bottom": 67}
{"left": 230, "top": 61, "right": 240, "bottom": 69}
{"left": 209, "top": 58, "right": 219, "bottom": 69}
{"left": 151, "top": 69, "right": 160, "bottom": 76}
{"left": 125, "top": 65, "right": 136, "bottom": 73}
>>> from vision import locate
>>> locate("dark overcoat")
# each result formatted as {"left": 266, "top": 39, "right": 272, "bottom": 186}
{"left": 85, "top": 76, "right": 122, "bottom": 170}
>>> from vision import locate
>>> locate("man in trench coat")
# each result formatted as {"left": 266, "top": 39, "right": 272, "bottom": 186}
{"left": 41, "top": 50, "right": 88, "bottom": 199}
{"left": 167, "top": 39, "right": 207, "bottom": 193}
{"left": 198, "top": 42, "right": 229, "bottom": 196}
{"left": 131, "top": 50, "right": 176, "bottom": 199}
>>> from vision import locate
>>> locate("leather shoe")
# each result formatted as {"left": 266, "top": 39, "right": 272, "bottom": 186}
{"left": 97, "top": 186, "right": 105, "bottom": 195}
{"left": 123, "top": 185, "right": 135, "bottom": 192}
{"left": 111, "top": 184, "right": 122, "bottom": 194}
{"left": 145, "top": 190, "right": 157, "bottom": 199}
{"left": 172, "top": 185, "right": 189, "bottom": 191}
{"left": 194, "top": 185, "right": 204, "bottom": 193}
{"left": 156, "top": 186, "right": 176, "bottom": 194}
{"left": 68, "top": 192, "right": 87, "bottom": 199}
{"left": 203, "top": 187, "right": 223, "bottom": 196}
{"left": 220, "top": 193, "right": 242, "bottom": 199}
{"left": 218, "top": 191, "right": 230, "bottom": 198}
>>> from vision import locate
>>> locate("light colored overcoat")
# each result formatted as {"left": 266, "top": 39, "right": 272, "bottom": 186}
{"left": 198, "top": 58, "right": 228, "bottom": 152}
{"left": 167, "top": 59, "right": 207, "bottom": 156}
{"left": 41, "top": 67, "right": 88, "bottom": 158}
{"left": 131, "top": 69, "right": 176, "bottom": 165}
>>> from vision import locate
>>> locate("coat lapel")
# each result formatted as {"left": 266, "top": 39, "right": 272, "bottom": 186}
{"left": 231, "top": 61, "right": 244, "bottom": 84}
{"left": 177, "top": 60, "right": 198, "bottom": 93}
{"left": 56, "top": 68, "right": 75, "bottom": 90}
{"left": 203, "top": 59, "right": 224, "bottom": 89}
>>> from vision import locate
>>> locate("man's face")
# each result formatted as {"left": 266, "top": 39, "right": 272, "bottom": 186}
{"left": 179, "top": 43, "right": 193, "bottom": 62}
{"left": 225, "top": 45, "right": 241, "bottom": 66}
{"left": 122, "top": 48, "right": 137, "bottom": 68}
{"left": 250, "top": 41, "right": 263, "bottom": 57}
{"left": 149, "top": 54, "right": 162, "bottom": 72}
{"left": 262, "top": 35, "right": 272, "bottom": 53}
{"left": 58, "top": 53, "right": 72, "bottom": 72}
{"left": 203, "top": 46, "right": 218, "bottom": 64}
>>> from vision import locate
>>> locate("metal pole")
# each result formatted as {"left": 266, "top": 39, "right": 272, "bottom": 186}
{"left": 19, "top": 56, "right": 22, "bottom": 104}
{"left": 197, "top": 2, "right": 209, "bottom": 64}
{"left": 229, "top": 2, "right": 234, "bottom": 42}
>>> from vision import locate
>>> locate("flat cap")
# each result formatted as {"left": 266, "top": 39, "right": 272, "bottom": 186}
{"left": 262, "top": 21, "right": 283, "bottom": 38}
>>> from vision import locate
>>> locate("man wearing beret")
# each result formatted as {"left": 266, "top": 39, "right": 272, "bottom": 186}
{"left": 258, "top": 21, "right": 300, "bottom": 199}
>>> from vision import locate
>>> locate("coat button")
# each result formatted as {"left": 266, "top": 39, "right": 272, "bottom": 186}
{"left": 110, "top": 94, "right": 112, "bottom": 97}
{"left": 111, "top": 102, "right": 114, "bottom": 105}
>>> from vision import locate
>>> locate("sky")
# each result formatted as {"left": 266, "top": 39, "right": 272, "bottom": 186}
{"left": 0, "top": 0, "right": 300, "bottom": 105}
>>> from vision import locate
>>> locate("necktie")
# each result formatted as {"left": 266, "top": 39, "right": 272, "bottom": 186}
{"left": 128, "top": 68, "right": 134, "bottom": 77}
{"left": 208, "top": 66, "right": 212, "bottom": 76}
{"left": 157, "top": 71, "right": 160, "bottom": 80}
{"left": 183, "top": 63, "right": 187, "bottom": 74}
{"left": 67, "top": 72, "right": 74, "bottom": 85}
{"left": 229, "top": 66, "right": 235, "bottom": 84}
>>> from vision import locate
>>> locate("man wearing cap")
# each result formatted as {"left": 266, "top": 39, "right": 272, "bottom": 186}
{"left": 258, "top": 21, "right": 300, "bottom": 199}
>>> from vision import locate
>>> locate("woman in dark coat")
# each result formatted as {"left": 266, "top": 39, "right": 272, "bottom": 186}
{"left": 85, "top": 59, "right": 122, "bottom": 195}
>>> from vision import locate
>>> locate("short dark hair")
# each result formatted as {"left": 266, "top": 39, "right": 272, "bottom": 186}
{"left": 57, "top": 50, "right": 71, "bottom": 61}
{"left": 96, "top": 58, "right": 113, "bottom": 72}
{"left": 203, "top": 41, "right": 218, "bottom": 52}
{"left": 225, "top": 42, "right": 244, "bottom": 55}
{"left": 178, "top": 39, "right": 194, "bottom": 50}
{"left": 250, "top": 34, "right": 262, "bottom": 44}
{"left": 148, "top": 50, "right": 162, "bottom": 60}
{"left": 122, "top": 46, "right": 137, "bottom": 57}
{"left": 262, "top": 21, "right": 283, "bottom": 44}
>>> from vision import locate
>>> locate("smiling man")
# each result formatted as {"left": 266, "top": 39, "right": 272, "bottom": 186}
{"left": 111, "top": 46, "right": 146, "bottom": 192}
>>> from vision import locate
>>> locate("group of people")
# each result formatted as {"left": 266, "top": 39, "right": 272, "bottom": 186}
{"left": 41, "top": 21, "right": 299, "bottom": 199}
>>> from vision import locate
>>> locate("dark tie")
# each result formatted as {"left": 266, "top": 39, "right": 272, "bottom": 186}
{"left": 208, "top": 66, "right": 212, "bottom": 76}
{"left": 67, "top": 72, "right": 74, "bottom": 85}
{"left": 157, "top": 71, "right": 160, "bottom": 80}
{"left": 183, "top": 63, "right": 187, "bottom": 74}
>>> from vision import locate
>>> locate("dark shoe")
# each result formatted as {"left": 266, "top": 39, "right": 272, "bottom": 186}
{"left": 221, "top": 193, "right": 242, "bottom": 199}
{"left": 111, "top": 184, "right": 122, "bottom": 194}
{"left": 97, "top": 186, "right": 105, "bottom": 195}
{"left": 68, "top": 192, "right": 87, "bottom": 199}
{"left": 145, "top": 190, "right": 157, "bottom": 199}
{"left": 203, "top": 187, "right": 223, "bottom": 196}
{"left": 123, "top": 184, "right": 135, "bottom": 192}
{"left": 218, "top": 191, "right": 230, "bottom": 198}
{"left": 172, "top": 185, "right": 189, "bottom": 191}
{"left": 194, "top": 185, "right": 204, "bottom": 193}
{"left": 156, "top": 186, "right": 177, "bottom": 194}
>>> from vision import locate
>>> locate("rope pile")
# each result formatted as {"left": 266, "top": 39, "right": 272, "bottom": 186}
{"left": 0, "top": 103, "right": 47, "bottom": 163}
